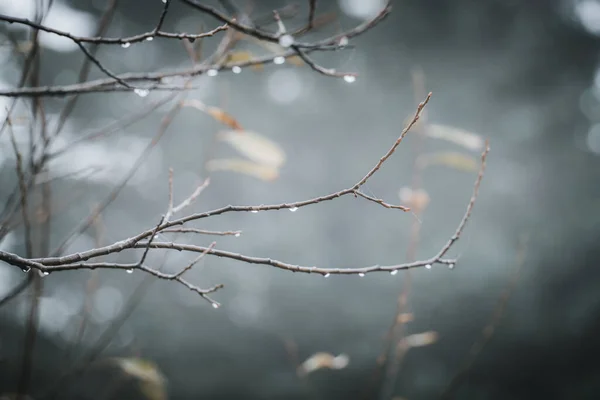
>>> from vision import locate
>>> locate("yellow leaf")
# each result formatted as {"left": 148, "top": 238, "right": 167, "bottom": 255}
{"left": 396, "top": 313, "right": 414, "bottom": 324}
{"left": 224, "top": 50, "right": 265, "bottom": 71}
{"left": 181, "top": 99, "right": 243, "bottom": 130}
{"left": 112, "top": 357, "right": 167, "bottom": 400}
{"left": 398, "top": 187, "right": 430, "bottom": 213}
{"left": 206, "top": 158, "right": 279, "bottom": 181}
{"left": 205, "top": 107, "right": 243, "bottom": 130}
{"left": 298, "top": 352, "right": 350, "bottom": 376}
{"left": 402, "top": 331, "right": 439, "bottom": 348}
{"left": 287, "top": 55, "right": 305, "bottom": 66}
{"left": 426, "top": 124, "right": 484, "bottom": 151}
{"left": 218, "top": 130, "right": 286, "bottom": 168}
{"left": 225, "top": 50, "right": 255, "bottom": 64}
{"left": 419, "top": 152, "right": 478, "bottom": 172}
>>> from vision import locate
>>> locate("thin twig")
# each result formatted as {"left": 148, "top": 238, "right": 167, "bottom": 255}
{"left": 161, "top": 228, "right": 241, "bottom": 236}
{"left": 0, "top": 13, "right": 228, "bottom": 46}
{"left": 439, "top": 235, "right": 527, "bottom": 400}
{"left": 7, "top": 114, "right": 33, "bottom": 258}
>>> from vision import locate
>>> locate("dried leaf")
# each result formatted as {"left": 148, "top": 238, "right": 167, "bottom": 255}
{"left": 232, "top": 37, "right": 304, "bottom": 68}
{"left": 225, "top": 50, "right": 255, "bottom": 64}
{"left": 206, "top": 158, "right": 279, "bottom": 181}
{"left": 398, "top": 187, "right": 430, "bottom": 212}
{"left": 403, "top": 331, "right": 439, "bottom": 348}
{"left": 287, "top": 55, "right": 305, "bottom": 66}
{"left": 112, "top": 358, "right": 167, "bottom": 400}
{"left": 396, "top": 313, "right": 414, "bottom": 324}
{"left": 218, "top": 130, "right": 286, "bottom": 168}
{"left": 419, "top": 152, "right": 478, "bottom": 172}
{"left": 181, "top": 99, "right": 243, "bottom": 130}
{"left": 426, "top": 124, "right": 484, "bottom": 151}
{"left": 205, "top": 107, "right": 243, "bottom": 130}
{"left": 224, "top": 50, "right": 265, "bottom": 71}
{"left": 298, "top": 352, "right": 350, "bottom": 376}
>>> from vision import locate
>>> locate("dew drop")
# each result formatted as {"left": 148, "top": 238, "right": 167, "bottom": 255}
{"left": 324, "top": 273, "right": 330, "bottom": 278}
{"left": 146, "top": 36, "right": 154, "bottom": 41}
{"left": 234, "top": 232, "right": 241, "bottom": 237}
{"left": 390, "top": 270, "right": 398, "bottom": 275}
{"left": 232, "top": 66, "right": 242, "bottom": 74}
{"left": 448, "top": 263, "right": 455, "bottom": 270}
{"left": 289, "top": 207, "right": 298, "bottom": 212}
{"left": 161, "top": 0, "right": 167, "bottom": 3}
{"left": 42, "top": 271, "right": 50, "bottom": 276}
{"left": 250, "top": 210, "right": 259, "bottom": 214}
{"left": 339, "top": 36, "right": 349, "bottom": 47}
{"left": 212, "top": 303, "right": 220, "bottom": 309}
{"left": 358, "top": 273, "right": 365, "bottom": 277}
{"left": 273, "top": 56, "right": 285, "bottom": 65}
{"left": 343, "top": 75, "right": 356, "bottom": 83}
{"left": 23, "top": 267, "right": 30, "bottom": 273}
{"left": 121, "top": 42, "right": 131, "bottom": 48}
{"left": 425, "top": 264, "right": 432, "bottom": 270}
{"left": 207, "top": 69, "right": 218, "bottom": 77}
{"left": 134, "top": 88, "right": 149, "bottom": 97}
{"left": 278, "top": 34, "right": 294, "bottom": 48}
{"left": 126, "top": 268, "right": 134, "bottom": 274}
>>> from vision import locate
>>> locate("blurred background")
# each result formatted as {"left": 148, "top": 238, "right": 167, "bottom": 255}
{"left": 1, "top": 0, "right": 600, "bottom": 399}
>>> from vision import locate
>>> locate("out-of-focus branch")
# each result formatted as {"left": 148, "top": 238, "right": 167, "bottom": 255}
{"left": 439, "top": 235, "right": 527, "bottom": 399}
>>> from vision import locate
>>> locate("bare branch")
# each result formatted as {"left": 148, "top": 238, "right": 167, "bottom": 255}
{"left": 0, "top": 13, "right": 228, "bottom": 46}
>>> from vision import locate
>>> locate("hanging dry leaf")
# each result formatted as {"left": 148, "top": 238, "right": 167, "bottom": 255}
{"left": 398, "top": 187, "right": 430, "bottom": 213}
{"left": 396, "top": 313, "right": 414, "bottom": 324}
{"left": 233, "top": 36, "right": 305, "bottom": 68}
{"left": 418, "top": 152, "right": 479, "bottom": 172}
{"left": 206, "top": 158, "right": 279, "bottom": 181}
{"left": 402, "top": 331, "right": 439, "bottom": 348}
{"left": 224, "top": 50, "right": 265, "bottom": 71}
{"left": 218, "top": 130, "right": 286, "bottom": 168}
{"left": 426, "top": 124, "right": 484, "bottom": 151}
{"left": 181, "top": 99, "right": 243, "bottom": 130}
{"left": 287, "top": 55, "right": 305, "bottom": 66}
{"left": 112, "top": 357, "right": 167, "bottom": 400}
{"left": 298, "top": 352, "right": 350, "bottom": 376}
{"left": 225, "top": 50, "right": 255, "bottom": 64}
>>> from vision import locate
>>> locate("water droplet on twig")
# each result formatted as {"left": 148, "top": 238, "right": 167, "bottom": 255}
{"left": 207, "top": 69, "right": 218, "bottom": 77}
{"left": 121, "top": 42, "right": 131, "bottom": 48}
{"left": 232, "top": 66, "right": 242, "bottom": 74}
{"left": 324, "top": 273, "right": 330, "bottom": 278}
{"left": 126, "top": 268, "right": 134, "bottom": 274}
{"left": 358, "top": 273, "right": 365, "bottom": 277}
{"left": 343, "top": 75, "right": 356, "bottom": 83}
{"left": 273, "top": 56, "right": 285, "bottom": 65}
{"left": 289, "top": 207, "right": 298, "bottom": 212}
{"left": 134, "top": 88, "right": 149, "bottom": 97}
{"left": 278, "top": 34, "right": 294, "bottom": 48}
{"left": 212, "top": 303, "right": 220, "bottom": 309}
{"left": 425, "top": 264, "right": 432, "bottom": 270}
{"left": 234, "top": 232, "right": 241, "bottom": 237}
{"left": 390, "top": 270, "right": 398, "bottom": 275}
